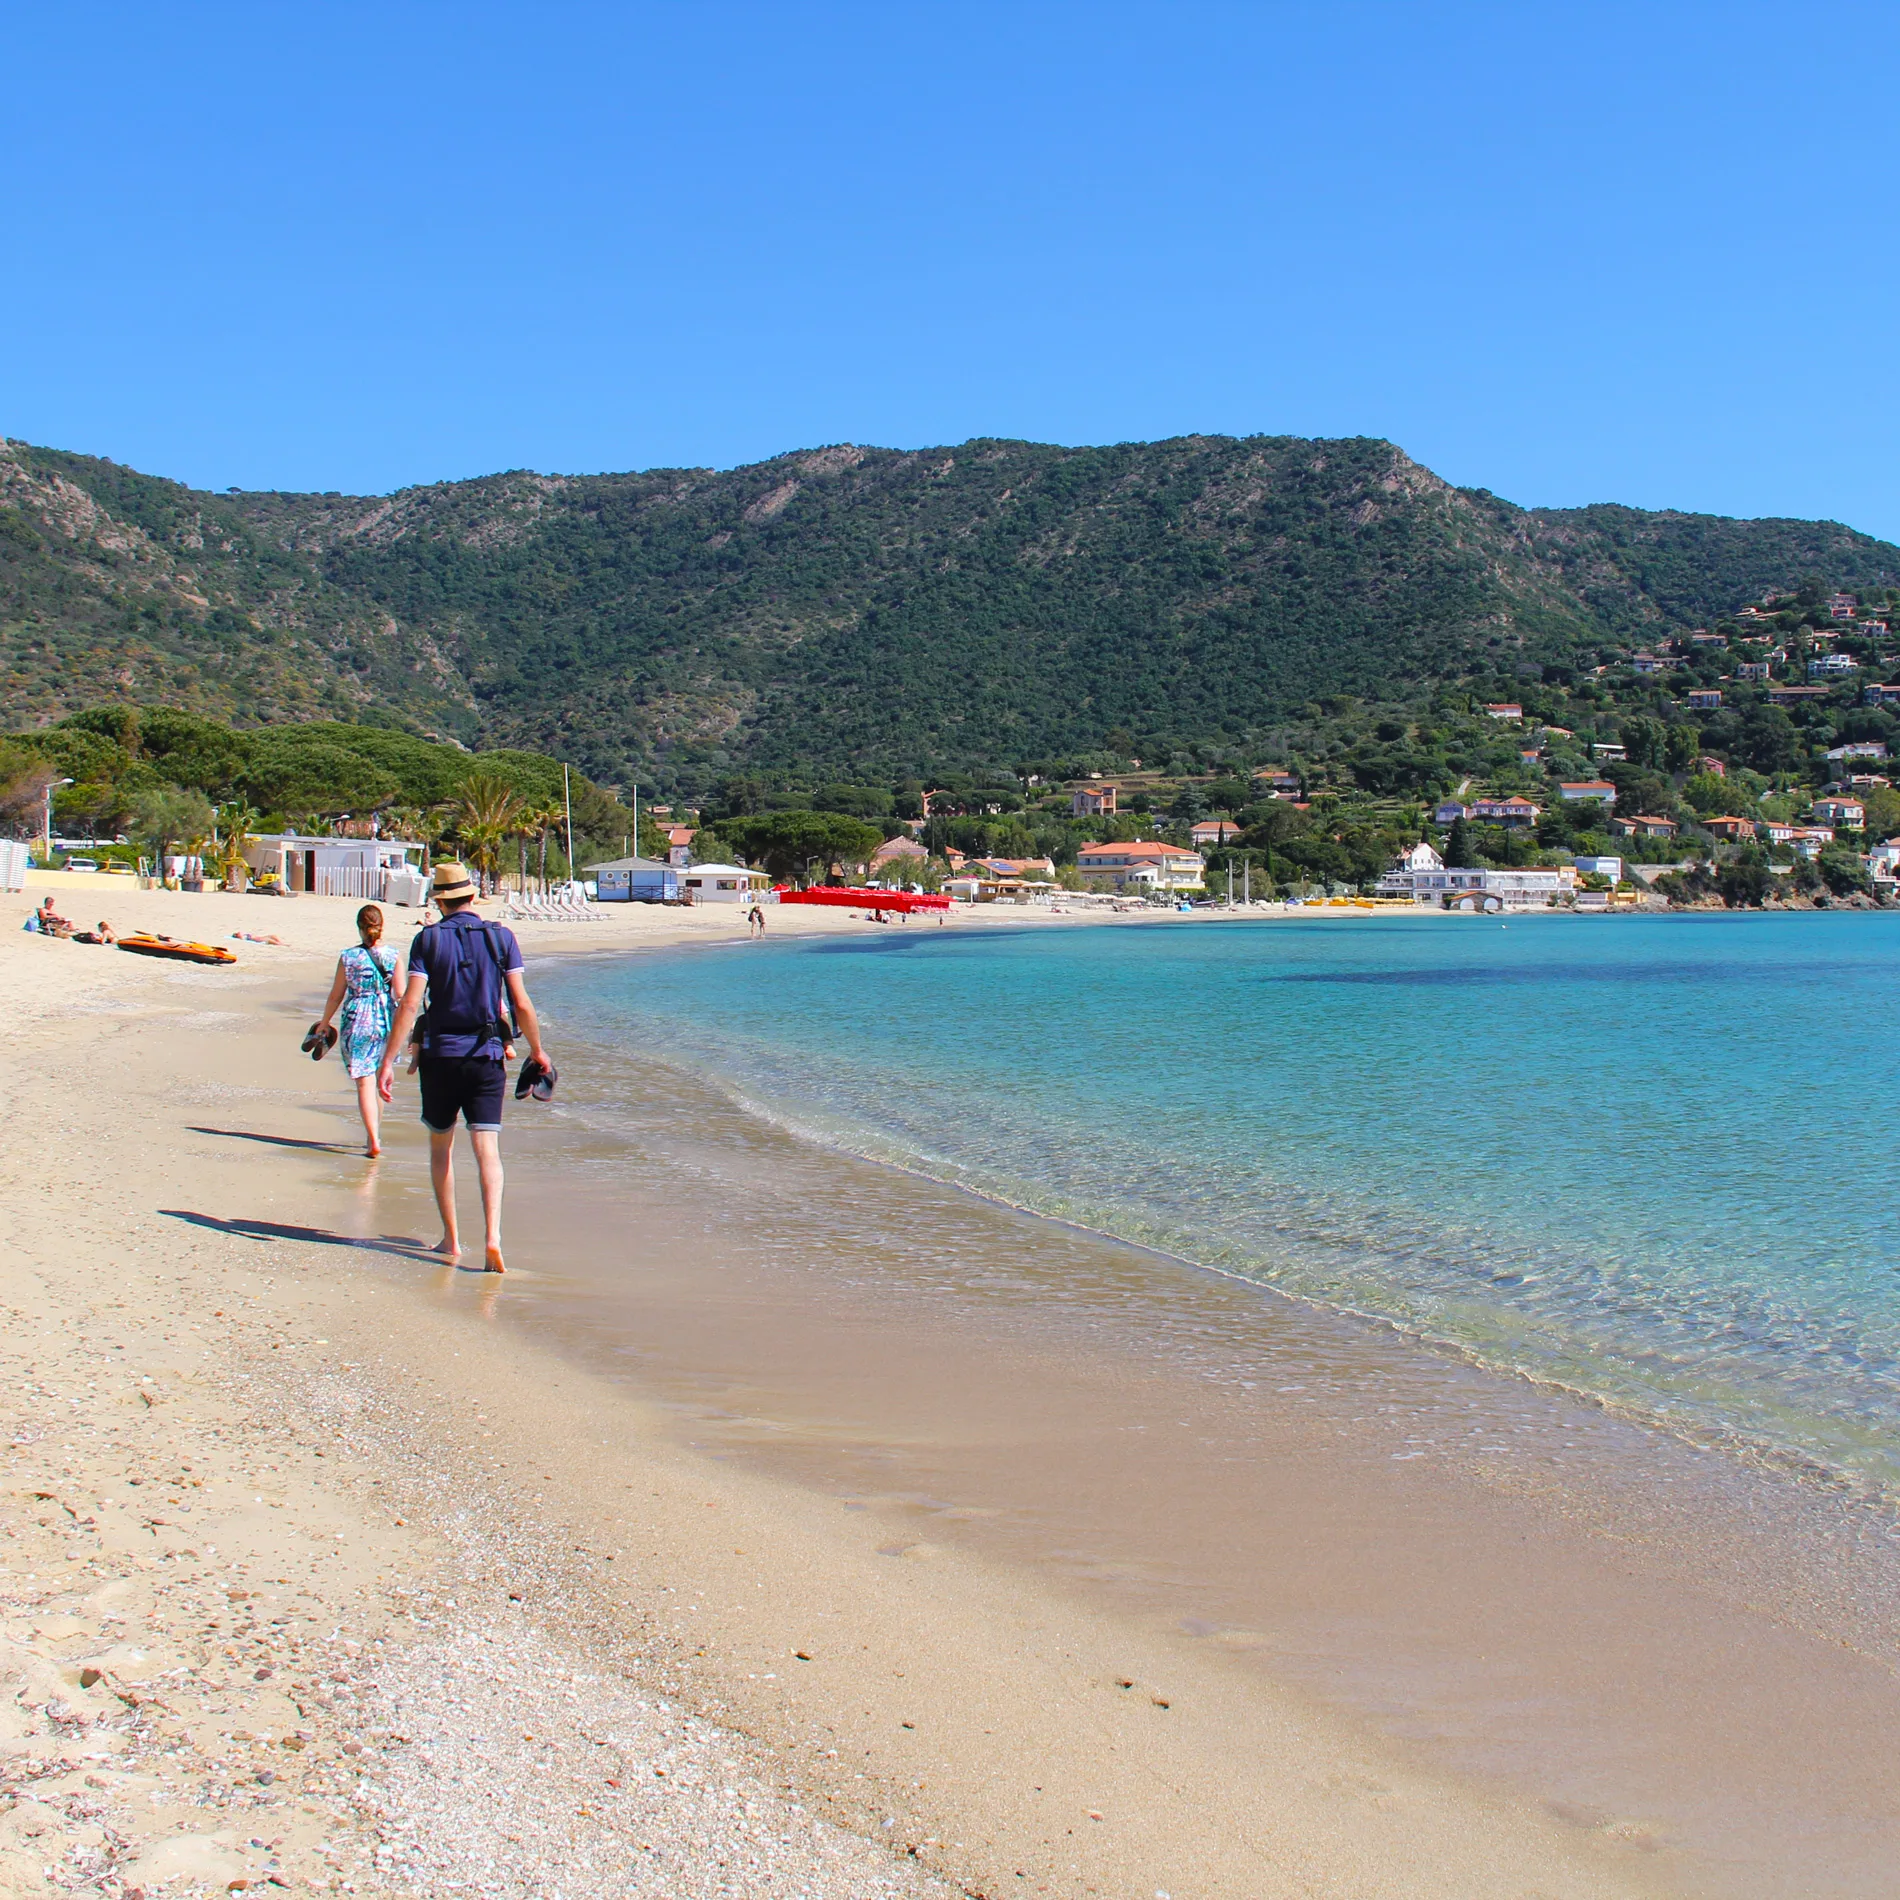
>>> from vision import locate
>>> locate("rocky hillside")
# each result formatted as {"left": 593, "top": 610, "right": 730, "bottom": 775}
{"left": 4, "top": 433, "right": 1895, "bottom": 794}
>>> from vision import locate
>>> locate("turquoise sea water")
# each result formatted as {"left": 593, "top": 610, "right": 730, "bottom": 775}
{"left": 556, "top": 912, "right": 1900, "bottom": 1497}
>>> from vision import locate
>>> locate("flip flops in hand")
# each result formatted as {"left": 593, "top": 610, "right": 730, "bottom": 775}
{"left": 514, "top": 1055, "right": 558, "bottom": 1101}
{"left": 301, "top": 1022, "right": 339, "bottom": 1061}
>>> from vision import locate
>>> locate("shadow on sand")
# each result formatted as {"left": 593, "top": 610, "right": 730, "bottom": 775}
{"left": 187, "top": 1125, "right": 360, "bottom": 1155}
{"left": 159, "top": 1208, "right": 439, "bottom": 1263}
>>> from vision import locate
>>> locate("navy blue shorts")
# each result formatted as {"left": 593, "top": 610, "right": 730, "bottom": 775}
{"left": 418, "top": 1056, "right": 506, "bottom": 1132}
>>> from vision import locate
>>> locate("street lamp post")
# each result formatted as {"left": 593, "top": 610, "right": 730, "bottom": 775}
{"left": 43, "top": 778, "right": 73, "bottom": 863}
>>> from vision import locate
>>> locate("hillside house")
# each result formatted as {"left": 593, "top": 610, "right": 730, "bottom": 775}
{"left": 1483, "top": 703, "right": 1523, "bottom": 721}
{"left": 1469, "top": 795, "right": 1542, "bottom": 827}
{"left": 1868, "top": 841, "right": 1900, "bottom": 883}
{"left": 1764, "top": 822, "right": 1835, "bottom": 849}
{"left": 1558, "top": 780, "right": 1617, "bottom": 807}
{"left": 1189, "top": 819, "right": 1242, "bottom": 846}
{"left": 1702, "top": 817, "right": 1756, "bottom": 841}
{"left": 870, "top": 834, "right": 930, "bottom": 874}
{"left": 1825, "top": 743, "right": 1888, "bottom": 765}
{"left": 1830, "top": 593, "right": 1859, "bottom": 619}
{"left": 1613, "top": 814, "right": 1678, "bottom": 840}
{"left": 1864, "top": 683, "right": 1900, "bottom": 707}
{"left": 1810, "top": 653, "right": 1860, "bottom": 678}
{"left": 1690, "top": 631, "right": 1729, "bottom": 648}
{"left": 1075, "top": 841, "right": 1205, "bottom": 895}
{"left": 1592, "top": 742, "right": 1627, "bottom": 762}
{"left": 665, "top": 824, "right": 697, "bottom": 867}
{"left": 1071, "top": 784, "right": 1118, "bottom": 815}
{"left": 1573, "top": 854, "right": 1623, "bottom": 881}
{"left": 1811, "top": 798, "right": 1865, "bottom": 827}
{"left": 1737, "top": 662, "right": 1772, "bottom": 681}
{"left": 1768, "top": 686, "right": 1836, "bottom": 707}
{"left": 1432, "top": 799, "right": 1472, "bottom": 825}
{"left": 1697, "top": 756, "right": 1727, "bottom": 777}
{"left": 1686, "top": 688, "right": 1723, "bottom": 709}
{"left": 1256, "top": 770, "right": 1302, "bottom": 797}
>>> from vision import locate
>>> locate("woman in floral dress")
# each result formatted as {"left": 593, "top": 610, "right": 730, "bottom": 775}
{"left": 315, "top": 904, "right": 404, "bottom": 1156}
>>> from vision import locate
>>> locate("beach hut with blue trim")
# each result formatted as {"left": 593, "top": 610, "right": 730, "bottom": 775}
{"left": 586, "top": 855, "right": 681, "bottom": 903}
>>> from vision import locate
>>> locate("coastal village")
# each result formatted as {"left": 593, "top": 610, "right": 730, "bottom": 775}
{"left": 11, "top": 19, "right": 1900, "bottom": 1900}
{"left": 11, "top": 580, "right": 1900, "bottom": 915}
{"left": 598, "top": 582, "right": 1900, "bottom": 913}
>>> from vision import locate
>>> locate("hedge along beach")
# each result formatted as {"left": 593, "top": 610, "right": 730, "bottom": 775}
{"left": 4, "top": 884, "right": 1899, "bottom": 1899}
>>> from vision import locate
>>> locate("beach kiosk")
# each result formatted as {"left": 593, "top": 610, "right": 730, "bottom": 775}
{"left": 244, "top": 833, "right": 425, "bottom": 899}
{"left": 679, "top": 862, "right": 773, "bottom": 904}
{"left": 587, "top": 855, "right": 681, "bottom": 903}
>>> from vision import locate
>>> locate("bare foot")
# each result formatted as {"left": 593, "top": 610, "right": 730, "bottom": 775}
{"left": 366, "top": 1142, "right": 382, "bottom": 1158}
{"left": 433, "top": 1235, "right": 461, "bottom": 1263}
{"left": 483, "top": 1246, "right": 506, "bottom": 1275}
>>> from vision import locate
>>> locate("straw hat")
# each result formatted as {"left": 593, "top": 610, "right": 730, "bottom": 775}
{"left": 429, "top": 860, "right": 478, "bottom": 902}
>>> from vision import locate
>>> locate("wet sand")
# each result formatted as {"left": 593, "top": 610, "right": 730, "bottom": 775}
{"left": 5, "top": 887, "right": 1896, "bottom": 1896}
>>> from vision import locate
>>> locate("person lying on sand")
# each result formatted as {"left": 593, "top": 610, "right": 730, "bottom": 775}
{"left": 71, "top": 921, "right": 116, "bottom": 945}
{"left": 231, "top": 930, "right": 288, "bottom": 945}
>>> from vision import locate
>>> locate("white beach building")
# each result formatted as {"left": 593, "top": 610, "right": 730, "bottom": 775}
{"left": 1377, "top": 842, "right": 1571, "bottom": 909}
{"left": 679, "top": 862, "right": 773, "bottom": 903}
{"left": 243, "top": 833, "right": 426, "bottom": 901}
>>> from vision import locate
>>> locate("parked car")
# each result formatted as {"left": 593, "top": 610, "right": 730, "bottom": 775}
{"left": 65, "top": 857, "right": 99, "bottom": 873}
{"left": 101, "top": 862, "right": 135, "bottom": 876}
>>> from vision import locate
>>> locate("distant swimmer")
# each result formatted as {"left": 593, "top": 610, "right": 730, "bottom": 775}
{"left": 379, "top": 861, "right": 552, "bottom": 1274}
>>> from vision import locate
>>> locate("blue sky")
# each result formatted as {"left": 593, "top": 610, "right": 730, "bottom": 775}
{"left": 4, "top": 2, "right": 1896, "bottom": 533}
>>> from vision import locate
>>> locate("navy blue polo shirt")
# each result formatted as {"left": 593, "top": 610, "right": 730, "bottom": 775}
{"left": 408, "top": 910, "right": 524, "bottom": 1060}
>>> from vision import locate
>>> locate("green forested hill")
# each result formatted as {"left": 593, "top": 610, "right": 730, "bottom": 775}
{"left": 4, "top": 432, "right": 1896, "bottom": 795}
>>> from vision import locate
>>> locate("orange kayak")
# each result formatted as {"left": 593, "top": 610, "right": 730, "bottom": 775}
{"left": 117, "top": 933, "right": 237, "bottom": 966}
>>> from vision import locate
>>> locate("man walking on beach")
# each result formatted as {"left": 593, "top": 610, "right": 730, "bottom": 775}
{"left": 378, "top": 861, "right": 550, "bottom": 1274}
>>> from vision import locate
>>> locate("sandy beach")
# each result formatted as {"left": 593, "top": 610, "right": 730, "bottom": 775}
{"left": 3, "top": 881, "right": 1892, "bottom": 1899}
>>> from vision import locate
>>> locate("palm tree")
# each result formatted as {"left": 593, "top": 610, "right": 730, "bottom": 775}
{"left": 214, "top": 801, "right": 262, "bottom": 890}
{"left": 526, "top": 798, "right": 565, "bottom": 892}
{"left": 452, "top": 774, "right": 529, "bottom": 895}
{"left": 382, "top": 804, "right": 428, "bottom": 845}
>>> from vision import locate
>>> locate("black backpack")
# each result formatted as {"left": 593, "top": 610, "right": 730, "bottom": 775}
{"left": 419, "top": 920, "right": 520, "bottom": 1052}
